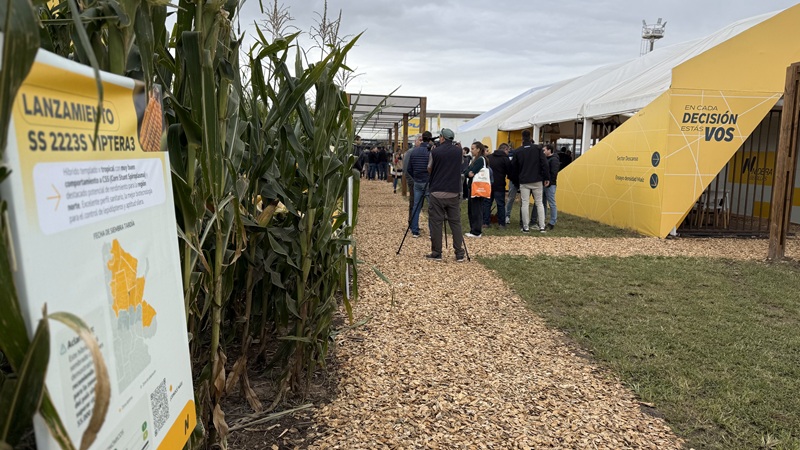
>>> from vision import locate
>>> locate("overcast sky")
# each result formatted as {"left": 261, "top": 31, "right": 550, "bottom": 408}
{"left": 235, "top": 1, "right": 799, "bottom": 112}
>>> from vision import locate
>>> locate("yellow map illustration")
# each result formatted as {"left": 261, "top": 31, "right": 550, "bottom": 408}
{"left": 107, "top": 239, "right": 157, "bottom": 327}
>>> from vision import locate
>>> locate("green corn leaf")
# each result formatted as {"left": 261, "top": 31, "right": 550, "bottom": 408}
{"left": 0, "top": 312, "right": 49, "bottom": 447}
{"left": 133, "top": 3, "right": 155, "bottom": 88}
{"left": 0, "top": 0, "right": 40, "bottom": 152}
{"left": 0, "top": 202, "right": 29, "bottom": 372}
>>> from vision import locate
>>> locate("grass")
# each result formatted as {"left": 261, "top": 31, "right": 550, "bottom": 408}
{"left": 458, "top": 195, "right": 640, "bottom": 238}
{"left": 480, "top": 255, "right": 800, "bottom": 450}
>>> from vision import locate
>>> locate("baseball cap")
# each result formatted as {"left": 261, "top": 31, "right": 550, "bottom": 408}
{"left": 439, "top": 128, "right": 455, "bottom": 140}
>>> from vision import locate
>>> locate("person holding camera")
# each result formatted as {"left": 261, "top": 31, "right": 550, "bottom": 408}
{"left": 426, "top": 128, "right": 466, "bottom": 262}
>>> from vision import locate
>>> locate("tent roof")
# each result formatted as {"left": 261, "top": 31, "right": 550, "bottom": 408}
{"left": 472, "top": 10, "right": 781, "bottom": 132}
{"left": 458, "top": 79, "right": 574, "bottom": 134}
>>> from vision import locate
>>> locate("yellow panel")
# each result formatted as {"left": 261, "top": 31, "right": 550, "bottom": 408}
{"left": 408, "top": 117, "right": 420, "bottom": 133}
{"left": 558, "top": 92, "right": 671, "bottom": 237}
{"left": 727, "top": 151, "right": 776, "bottom": 186}
{"left": 660, "top": 89, "right": 779, "bottom": 236}
{"left": 672, "top": 4, "right": 800, "bottom": 92}
{"left": 557, "top": 88, "right": 780, "bottom": 237}
{"left": 753, "top": 201, "right": 770, "bottom": 219}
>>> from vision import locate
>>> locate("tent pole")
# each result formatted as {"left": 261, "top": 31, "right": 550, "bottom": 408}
{"left": 581, "top": 118, "right": 594, "bottom": 155}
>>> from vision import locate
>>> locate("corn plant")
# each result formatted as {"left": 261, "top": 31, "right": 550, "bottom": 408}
{"left": 18, "top": 0, "right": 367, "bottom": 447}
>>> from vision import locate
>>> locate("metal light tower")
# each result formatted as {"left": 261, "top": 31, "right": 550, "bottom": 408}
{"left": 641, "top": 18, "right": 667, "bottom": 56}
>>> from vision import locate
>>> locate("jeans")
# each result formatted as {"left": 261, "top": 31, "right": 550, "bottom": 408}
{"left": 545, "top": 184, "right": 557, "bottom": 225}
{"left": 429, "top": 195, "right": 464, "bottom": 258}
{"left": 467, "top": 197, "right": 483, "bottom": 235}
{"left": 520, "top": 182, "right": 545, "bottom": 231}
{"left": 393, "top": 174, "right": 401, "bottom": 191}
{"left": 506, "top": 182, "right": 518, "bottom": 224}
{"left": 379, "top": 162, "right": 388, "bottom": 180}
{"left": 368, "top": 164, "right": 377, "bottom": 180}
{"left": 483, "top": 190, "right": 506, "bottom": 227}
{"left": 410, "top": 181, "right": 429, "bottom": 235}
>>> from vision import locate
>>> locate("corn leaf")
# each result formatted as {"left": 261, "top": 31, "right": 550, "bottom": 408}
{"left": 0, "top": 312, "right": 49, "bottom": 447}
{"left": 0, "top": 0, "right": 40, "bottom": 152}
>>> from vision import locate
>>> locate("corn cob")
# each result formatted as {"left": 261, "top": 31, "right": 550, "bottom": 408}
{"left": 139, "top": 90, "right": 163, "bottom": 152}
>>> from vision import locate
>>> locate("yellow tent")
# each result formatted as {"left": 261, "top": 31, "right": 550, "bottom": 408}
{"left": 558, "top": 5, "right": 800, "bottom": 237}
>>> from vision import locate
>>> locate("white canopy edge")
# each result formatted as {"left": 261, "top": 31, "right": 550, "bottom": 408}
{"left": 495, "top": 10, "right": 779, "bottom": 131}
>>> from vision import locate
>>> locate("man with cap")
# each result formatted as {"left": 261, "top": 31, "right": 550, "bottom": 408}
{"left": 406, "top": 131, "right": 434, "bottom": 237}
{"left": 425, "top": 128, "right": 466, "bottom": 261}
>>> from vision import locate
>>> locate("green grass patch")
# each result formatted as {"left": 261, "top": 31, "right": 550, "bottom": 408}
{"left": 480, "top": 255, "right": 800, "bottom": 450}
{"left": 459, "top": 197, "right": 640, "bottom": 238}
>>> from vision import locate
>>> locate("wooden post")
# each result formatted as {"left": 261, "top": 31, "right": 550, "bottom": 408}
{"left": 401, "top": 113, "right": 409, "bottom": 196}
{"left": 768, "top": 62, "right": 800, "bottom": 260}
{"left": 419, "top": 97, "right": 427, "bottom": 134}
{"left": 393, "top": 122, "right": 399, "bottom": 184}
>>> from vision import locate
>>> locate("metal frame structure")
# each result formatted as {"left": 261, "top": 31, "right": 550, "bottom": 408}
{"left": 347, "top": 93, "right": 427, "bottom": 142}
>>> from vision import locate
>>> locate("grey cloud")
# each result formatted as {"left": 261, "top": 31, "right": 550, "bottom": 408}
{"left": 234, "top": 0, "right": 800, "bottom": 110}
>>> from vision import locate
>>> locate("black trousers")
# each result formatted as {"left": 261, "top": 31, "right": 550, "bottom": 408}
{"left": 428, "top": 195, "right": 464, "bottom": 258}
{"left": 467, "top": 197, "right": 483, "bottom": 235}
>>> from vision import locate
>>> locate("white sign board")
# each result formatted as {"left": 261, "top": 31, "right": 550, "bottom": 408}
{"left": 1, "top": 49, "right": 196, "bottom": 449}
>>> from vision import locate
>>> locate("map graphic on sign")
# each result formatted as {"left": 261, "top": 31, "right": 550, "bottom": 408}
{"left": 104, "top": 239, "right": 157, "bottom": 391}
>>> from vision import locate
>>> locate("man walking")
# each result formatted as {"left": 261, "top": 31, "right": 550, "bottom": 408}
{"left": 543, "top": 144, "right": 560, "bottom": 230}
{"left": 512, "top": 130, "right": 550, "bottom": 233}
{"left": 426, "top": 128, "right": 466, "bottom": 261}
{"left": 485, "top": 143, "right": 511, "bottom": 228}
{"left": 407, "top": 131, "right": 433, "bottom": 238}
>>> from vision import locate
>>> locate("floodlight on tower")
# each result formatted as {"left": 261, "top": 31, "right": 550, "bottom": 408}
{"left": 640, "top": 18, "right": 667, "bottom": 56}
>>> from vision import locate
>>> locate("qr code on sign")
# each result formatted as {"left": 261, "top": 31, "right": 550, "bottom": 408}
{"left": 150, "top": 379, "right": 169, "bottom": 437}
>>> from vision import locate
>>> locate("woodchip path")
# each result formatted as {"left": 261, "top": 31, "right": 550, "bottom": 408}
{"left": 304, "top": 181, "right": 798, "bottom": 449}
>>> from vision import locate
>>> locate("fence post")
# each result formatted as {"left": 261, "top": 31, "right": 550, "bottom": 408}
{"left": 768, "top": 62, "right": 800, "bottom": 260}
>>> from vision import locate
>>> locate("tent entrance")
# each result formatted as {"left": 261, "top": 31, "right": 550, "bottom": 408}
{"left": 678, "top": 109, "right": 798, "bottom": 237}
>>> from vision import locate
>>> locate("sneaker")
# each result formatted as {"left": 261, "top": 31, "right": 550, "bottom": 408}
{"left": 412, "top": 233, "right": 420, "bottom": 238}
{"left": 539, "top": 228, "right": 547, "bottom": 233}
{"left": 546, "top": 223, "right": 554, "bottom": 231}
{"left": 521, "top": 228, "right": 530, "bottom": 233}
{"left": 456, "top": 255, "right": 466, "bottom": 262}
{"left": 425, "top": 253, "right": 442, "bottom": 261}
{"left": 464, "top": 233, "right": 481, "bottom": 238}
{"left": 505, "top": 216, "right": 511, "bottom": 225}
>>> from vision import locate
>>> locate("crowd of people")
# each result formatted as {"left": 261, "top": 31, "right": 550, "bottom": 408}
{"left": 390, "top": 128, "right": 569, "bottom": 261}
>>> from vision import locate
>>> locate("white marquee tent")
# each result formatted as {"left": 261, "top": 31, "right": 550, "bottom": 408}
{"left": 457, "top": 11, "right": 779, "bottom": 147}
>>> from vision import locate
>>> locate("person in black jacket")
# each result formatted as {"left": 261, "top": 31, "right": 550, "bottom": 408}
{"left": 484, "top": 143, "right": 511, "bottom": 229}
{"left": 426, "top": 128, "right": 465, "bottom": 261}
{"left": 543, "top": 144, "right": 560, "bottom": 230}
{"left": 367, "top": 147, "right": 379, "bottom": 180}
{"left": 378, "top": 147, "right": 389, "bottom": 180}
{"left": 512, "top": 130, "right": 550, "bottom": 233}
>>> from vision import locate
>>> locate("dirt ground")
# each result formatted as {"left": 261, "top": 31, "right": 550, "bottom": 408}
{"left": 228, "top": 180, "right": 798, "bottom": 449}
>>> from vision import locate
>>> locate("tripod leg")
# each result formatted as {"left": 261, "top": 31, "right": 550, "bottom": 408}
{"left": 396, "top": 181, "right": 429, "bottom": 255}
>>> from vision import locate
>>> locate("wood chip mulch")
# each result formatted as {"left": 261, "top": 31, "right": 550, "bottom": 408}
{"left": 286, "top": 180, "right": 800, "bottom": 449}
